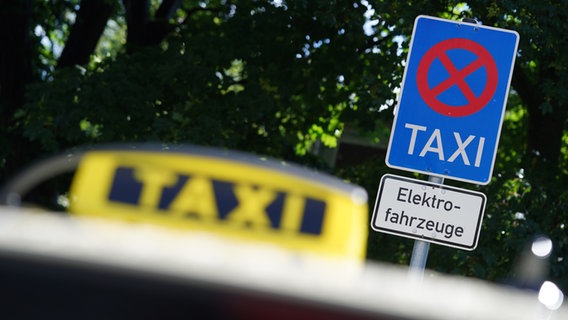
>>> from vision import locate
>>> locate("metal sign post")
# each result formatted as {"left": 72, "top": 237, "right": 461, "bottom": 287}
{"left": 408, "top": 175, "right": 443, "bottom": 283}
{"left": 409, "top": 240, "right": 430, "bottom": 283}
{"left": 371, "top": 172, "right": 486, "bottom": 283}
{"left": 371, "top": 15, "right": 519, "bottom": 282}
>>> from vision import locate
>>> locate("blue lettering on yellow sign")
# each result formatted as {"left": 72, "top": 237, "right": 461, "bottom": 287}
{"left": 107, "top": 166, "right": 326, "bottom": 235}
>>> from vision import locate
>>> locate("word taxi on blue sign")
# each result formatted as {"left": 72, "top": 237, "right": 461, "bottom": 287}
{"left": 386, "top": 16, "right": 519, "bottom": 184}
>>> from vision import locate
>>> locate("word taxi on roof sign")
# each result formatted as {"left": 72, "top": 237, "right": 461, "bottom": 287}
{"left": 386, "top": 16, "right": 519, "bottom": 184}
{"left": 68, "top": 145, "right": 368, "bottom": 260}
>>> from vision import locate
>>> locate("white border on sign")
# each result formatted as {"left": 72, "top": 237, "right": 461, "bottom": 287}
{"left": 371, "top": 174, "right": 486, "bottom": 250}
{"left": 385, "top": 15, "right": 520, "bottom": 185}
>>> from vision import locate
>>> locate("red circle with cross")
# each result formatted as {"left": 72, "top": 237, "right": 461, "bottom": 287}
{"left": 416, "top": 38, "right": 498, "bottom": 117}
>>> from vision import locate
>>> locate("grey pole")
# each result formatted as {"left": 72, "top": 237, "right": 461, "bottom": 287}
{"left": 408, "top": 175, "right": 444, "bottom": 283}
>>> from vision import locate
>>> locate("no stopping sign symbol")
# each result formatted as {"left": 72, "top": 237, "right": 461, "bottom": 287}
{"left": 417, "top": 38, "right": 498, "bottom": 117}
{"left": 386, "top": 15, "right": 520, "bottom": 184}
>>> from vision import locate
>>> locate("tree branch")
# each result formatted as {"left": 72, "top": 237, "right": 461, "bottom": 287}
{"left": 57, "top": 0, "right": 115, "bottom": 69}
{"left": 122, "top": 0, "right": 149, "bottom": 52}
{"left": 511, "top": 63, "right": 542, "bottom": 111}
{"left": 155, "top": 0, "right": 182, "bottom": 21}
{"left": 123, "top": 0, "right": 182, "bottom": 53}
{"left": 181, "top": 6, "right": 223, "bottom": 26}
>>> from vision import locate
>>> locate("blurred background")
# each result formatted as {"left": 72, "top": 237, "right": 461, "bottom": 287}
{"left": 0, "top": 0, "right": 566, "bottom": 297}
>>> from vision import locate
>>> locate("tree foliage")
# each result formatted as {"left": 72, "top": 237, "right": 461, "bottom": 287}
{"left": 17, "top": 0, "right": 400, "bottom": 162}
{"left": 0, "top": 0, "right": 566, "bottom": 292}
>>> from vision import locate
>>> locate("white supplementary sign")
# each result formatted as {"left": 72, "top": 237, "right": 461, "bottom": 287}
{"left": 371, "top": 174, "right": 486, "bottom": 250}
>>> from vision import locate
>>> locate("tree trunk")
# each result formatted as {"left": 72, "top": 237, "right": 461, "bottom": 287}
{"left": 526, "top": 104, "right": 565, "bottom": 165}
{"left": 122, "top": 0, "right": 180, "bottom": 53}
{"left": 122, "top": 0, "right": 150, "bottom": 52}
{"left": 0, "top": 0, "right": 33, "bottom": 181}
{"left": 57, "top": 0, "right": 115, "bottom": 69}
{"left": 512, "top": 65, "right": 565, "bottom": 166}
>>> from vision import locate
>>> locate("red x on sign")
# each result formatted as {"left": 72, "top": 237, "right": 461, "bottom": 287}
{"left": 416, "top": 38, "right": 498, "bottom": 117}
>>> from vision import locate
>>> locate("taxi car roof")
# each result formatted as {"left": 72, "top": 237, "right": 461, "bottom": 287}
{"left": 0, "top": 207, "right": 566, "bottom": 320}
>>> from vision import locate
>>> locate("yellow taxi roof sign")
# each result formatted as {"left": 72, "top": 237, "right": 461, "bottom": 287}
{"left": 69, "top": 145, "right": 368, "bottom": 260}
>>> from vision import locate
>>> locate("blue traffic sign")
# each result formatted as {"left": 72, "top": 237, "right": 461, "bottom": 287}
{"left": 386, "top": 16, "right": 519, "bottom": 185}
